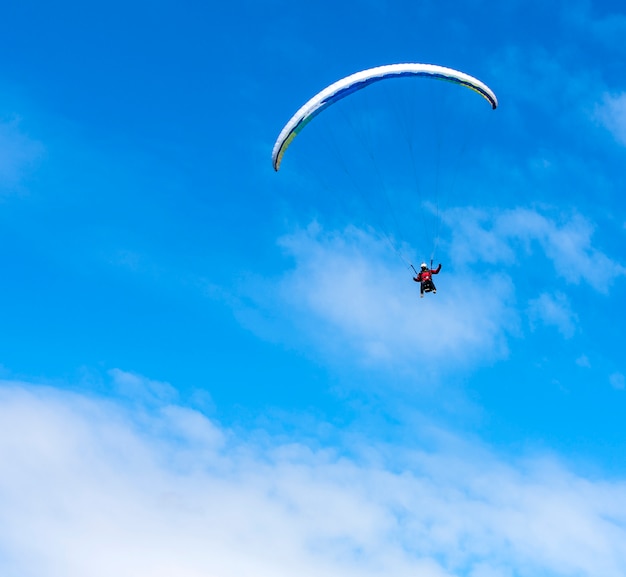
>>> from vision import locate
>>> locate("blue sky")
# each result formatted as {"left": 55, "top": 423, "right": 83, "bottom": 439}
{"left": 1, "top": 1, "right": 626, "bottom": 575}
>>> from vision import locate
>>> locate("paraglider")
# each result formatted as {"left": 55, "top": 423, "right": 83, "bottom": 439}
{"left": 413, "top": 262, "right": 442, "bottom": 298}
{"left": 271, "top": 63, "right": 497, "bottom": 298}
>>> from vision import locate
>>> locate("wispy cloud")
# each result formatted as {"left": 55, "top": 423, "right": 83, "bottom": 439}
{"left": 527, "top": 291, "right": 578, "bottom": 338}
{"left": 445, "top": 206, "right": 626, "bottom": 292}
{"left": 575, "top": 354, "right": 591, "bottom": 368}
{"left": 565, "top": 4, "right": 626, "bottom": 55}
{"left": 0, "top": 116, "right": 43, "bottom": 193}
{"left": 108, "top": 368, "right": 179, "bottom": 405}
{"left": 594, "top": 93, "right": 626, "bottom": 147}
{"left": 1, "top": 380, "right": 626, "bottom": 577}
{"left": 609, "top": 372, "right": 625, "bottom": 391}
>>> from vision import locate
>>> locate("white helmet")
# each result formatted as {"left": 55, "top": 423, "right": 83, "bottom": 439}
{"left": 420, "top": 263, "right": 427, "bottom": 269}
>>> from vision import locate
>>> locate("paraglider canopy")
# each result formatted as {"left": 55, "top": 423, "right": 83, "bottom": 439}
{"left": 272, "top": 63, "right": 498, "bottom": 172}
{"left": 271, "top": 62, "right": 498, "bottom": 274}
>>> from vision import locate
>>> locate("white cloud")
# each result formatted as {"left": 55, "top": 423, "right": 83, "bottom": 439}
{"left": 262, "top": 224, "right": 519, "bottom": 372}
{"left": 594, "top": 93, "right": 626, "bottom": 147}
{"left": 108, "top": 368, "right": 178, "bottom": 405}
{"left": 1, "top": 381, "right": 626, "bottom": 577}
{"left": 442, "top": 208, "right": 517, "bottom": 267}
{"left": 609, "top": 372, "right": 625, "bottom": 391}
{"left": 527, "top": 291, "right": 578, "bottom": 338}
{"left": 445, "top": 207, "right": 626, "bottom": 292}
{"left": 233, "top": 206, "right": 625, "bottom": 377}
{"left": 0, "top": 116, "right": 43, "bottom": 192}
{"left": 576, "top": 355, "right": 591, "bottom": 368}
{"left": 243, "top": 205, "right": 624, "bottom": 371}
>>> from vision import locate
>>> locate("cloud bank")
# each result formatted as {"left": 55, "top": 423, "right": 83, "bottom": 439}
{"left": 1, "top": 378, "right": 626, "bottom": 577}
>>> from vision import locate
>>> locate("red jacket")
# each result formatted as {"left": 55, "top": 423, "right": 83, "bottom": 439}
{"left": 413, "top": 264, "right": 441, "bottom": 283}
